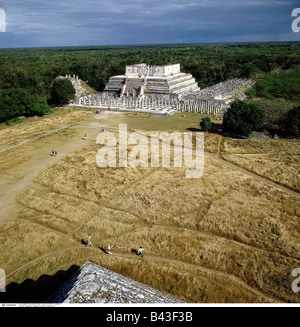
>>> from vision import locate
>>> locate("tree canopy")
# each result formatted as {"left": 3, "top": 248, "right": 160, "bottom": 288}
{"left": 223, "top": 100, "right": 264, "bottom": 137}
{"left": 246, "top": 69, "right": 300, "bottom": 102}
{"left": 285, "top": 106, "right": 300, "bottom": 137}
{"left": 0, "top": 88, "right": 50, "bottom": 123}
{"left": 50, "top": 78, "right": 76, "bottom": 105}
{"left": 200, "top": 117, "right": 213, "bottom": 131}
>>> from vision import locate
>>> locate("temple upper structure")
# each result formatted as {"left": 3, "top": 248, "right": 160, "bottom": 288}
{"left": 103, "top": 63, "right": 200, "bottom": 99}
{"left": 125, "top": 63, "right": 181, "bottom": 78}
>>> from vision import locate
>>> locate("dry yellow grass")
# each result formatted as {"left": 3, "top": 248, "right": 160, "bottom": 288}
{"left": 219, "top": 137, "right": 300, "bottom": 192}
{"left": 0, "top": 108, "right": 94, "bottom": 171}
{"left": 0, "top": 219, "right": 65, "bottom": 274}
{"left": 0, "top": 111, "right": 300, "bottom": 304}
{"left": 0, "top": 107, "right": 93, "bottom": 147}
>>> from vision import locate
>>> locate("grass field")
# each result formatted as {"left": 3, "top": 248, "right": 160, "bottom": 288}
{"left": 0, "top": 108, "right": 299, "bottom": 303}
{"left": 219, "top": 137, "right": 300, "bottom": 192}
{"left": 96, "top": 111, "right": 222, "bottom": 132}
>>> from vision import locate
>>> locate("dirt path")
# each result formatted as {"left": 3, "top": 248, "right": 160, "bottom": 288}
{"left": 0, "top": 116, "right": 103, "bottom": 225}
{"left": 0, "top": 125, "right": 67, "bottom": 153}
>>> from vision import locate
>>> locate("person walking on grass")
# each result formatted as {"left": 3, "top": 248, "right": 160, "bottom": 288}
{"left": 107, "top": 244, "right": 112, "bottom": 255}
{"left": 86, "top": 236, "right": 93, "bottom": 247}
{"left": 138, "top": 246, "right": 144, "bottom": 258}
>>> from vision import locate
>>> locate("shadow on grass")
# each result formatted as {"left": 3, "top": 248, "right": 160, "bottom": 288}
{"left": 186, "top": 127, "right": 201, "bottom": 132}
{"left": 131, "top": 248, "right": 139, "bottom": 256}
{"left": 187, "top": 123, "right": 223, "bottom": 134}
{"left": 81, "top": 239, "right": 88, "bottom": 246}
{"left": 99, "top": 247, "right": 109, "bottom": 255}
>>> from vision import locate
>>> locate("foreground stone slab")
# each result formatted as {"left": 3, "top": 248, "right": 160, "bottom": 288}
{"left": 47, "top": 261, "right": 184, "bottom": 304}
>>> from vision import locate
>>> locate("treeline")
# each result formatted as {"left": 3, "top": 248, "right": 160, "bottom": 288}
{"left": 0, "top": 42, "right": 300, "bottom": 124}
{"left": 1, "top": 43, "right": 300, "bottom": 94}
{"left": 0, "top": 88, "right": 50, "bottom": 123}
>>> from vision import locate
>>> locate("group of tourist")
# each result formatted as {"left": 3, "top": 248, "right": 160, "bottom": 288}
{"left": 85, "top": 236, "right": 145, "bottom": 258}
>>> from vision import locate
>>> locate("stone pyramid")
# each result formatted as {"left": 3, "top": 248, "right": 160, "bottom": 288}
{"left": 104, "top": 63, "right": 200, "bottom": 98}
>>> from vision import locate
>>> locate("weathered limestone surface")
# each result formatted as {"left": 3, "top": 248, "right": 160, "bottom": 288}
{"left": 125, "top": 63, "right": 181, "bottom": 78}
{"left": 46, "top": 262, "right": 183, "bottom": 304}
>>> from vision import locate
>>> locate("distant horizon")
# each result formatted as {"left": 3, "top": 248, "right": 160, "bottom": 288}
{"left": 0, "top": 1, "right": 299, "bottom": 49}
{"left": 1, "top": 40, "right": 300, "bottom": 51}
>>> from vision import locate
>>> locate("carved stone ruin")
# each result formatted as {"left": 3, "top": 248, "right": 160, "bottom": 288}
{"left": 71, "top": 63, "right": 254, "bottom": 115}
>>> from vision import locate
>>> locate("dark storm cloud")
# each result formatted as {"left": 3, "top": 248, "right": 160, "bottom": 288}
{"left": 0, "top": 0, "right": 299, "bottom": 48}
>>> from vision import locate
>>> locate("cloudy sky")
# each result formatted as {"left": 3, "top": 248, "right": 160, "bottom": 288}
{"left": 0, "top": 0, "right": 299, "bottom": 48}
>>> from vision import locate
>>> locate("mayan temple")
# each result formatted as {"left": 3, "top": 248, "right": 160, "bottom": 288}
{"left": 103, "top": 63, "right": 200, "bottom": 99}
{"left": 73, "top": 63, "right": 253, "bottom": 116}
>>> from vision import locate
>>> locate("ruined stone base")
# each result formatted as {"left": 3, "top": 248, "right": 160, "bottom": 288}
{"left": 46, "top": 262, "right": 183, "bottom": 304}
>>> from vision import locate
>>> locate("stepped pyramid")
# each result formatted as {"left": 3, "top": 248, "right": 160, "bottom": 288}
{"left": 57, "top": 74, "right": 99, "bottom": 98}
{"left": 104, "top": 63, "right": 200, "bottom": 99}
{"left": 46, "top": 262, "right": 183, "bottom": 304}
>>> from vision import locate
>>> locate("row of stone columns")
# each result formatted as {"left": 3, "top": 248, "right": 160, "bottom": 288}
{"left": 75, "top": 94, "right": 226, "bottom": 114}
{"left": 198, "top": 78, "right": 252, "bottom": 99}
{"left": 65, "top": 74, "right": 79, "bottom": 80}
{"left": 178, "top": 99, "right": 225, "bottom": 114}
